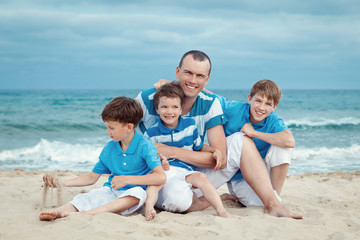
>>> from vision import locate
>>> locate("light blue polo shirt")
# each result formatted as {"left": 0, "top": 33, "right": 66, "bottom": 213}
{"left": 93, "top": 131, "right": 161, "bottom": 190}
{"left": 144, "top": 116, "right": 203, "bottom": 171}
{"left": 216, "top": 94, "right": 288, "bottom": 181}
{"left": 135, "top": 87, "right": 227, "bottom": 142}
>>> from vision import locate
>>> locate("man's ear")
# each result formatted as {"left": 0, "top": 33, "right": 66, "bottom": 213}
{"left": 175, "top": 66, "right": 180, "bottom": 79}
{"left": 204, "top": 74, "right": 210, "bottom": 86}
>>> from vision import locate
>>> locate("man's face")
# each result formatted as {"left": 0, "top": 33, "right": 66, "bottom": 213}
{"left": 176, "top": 55, "right": 210, "bottom": 99}
{"left": 248, "top": 93, "right": 277, "bottom": 124}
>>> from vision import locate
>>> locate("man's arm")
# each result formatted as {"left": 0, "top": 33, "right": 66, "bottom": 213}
{"left": 206, "top": 124, "right": 227, "bottom": 169}
{"left": 200, "top": 144, "right": 223, "bottom": 170}
{"left": 155, "top": 143, "right": 216, "bottom": 169}
{"left": 111, "top": 166, "right": 166, "bottom": 190}
{"left": 155, "top": 124, "right": 227, "bottom": 169}
{"left": 241, "top": 123, "right": 295, "bottom": 148}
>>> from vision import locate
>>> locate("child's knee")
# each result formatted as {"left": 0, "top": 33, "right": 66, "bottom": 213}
{"left": 187, "top": 172, "right": 209, "bottom": 187}
{"left": 197, "top": 172, "right": 209, "bottom": 182}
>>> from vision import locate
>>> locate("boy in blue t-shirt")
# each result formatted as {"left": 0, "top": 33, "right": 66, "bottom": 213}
{"left": 218, "top": 79, "right": 294, "bottom": 207}
{"left": 143, "top": 82, "right": 232, "bottom": 220}
{"left": 39, "top": 97, "right": 166, "bottom": 221}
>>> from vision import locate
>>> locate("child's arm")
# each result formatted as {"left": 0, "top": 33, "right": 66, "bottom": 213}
{"left": 43, "top": 172, "right": 101, "bottom": 188}
{"left": 111, "top": 166, "right": 166, "bottom": 190}
{"left": 241, "top": 123, "right": 295, "bottom": 148}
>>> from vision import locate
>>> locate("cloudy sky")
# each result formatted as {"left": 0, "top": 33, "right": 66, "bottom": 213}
{"left": 0, "top": 0, "right": 359, "bottom": 90}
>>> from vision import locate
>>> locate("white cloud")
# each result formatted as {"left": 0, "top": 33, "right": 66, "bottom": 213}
{"left": 0, "top": 0, "right": 359, "bottom": 89}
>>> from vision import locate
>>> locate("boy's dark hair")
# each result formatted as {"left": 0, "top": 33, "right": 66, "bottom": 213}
{"left": 179, "top": 50, "right": 212, "bottom": 75}
{"left": 250, "top": 79, "right": 282, "bottom": 106}
{"left": 153, "top": 81, "right": 185, "bottom": 109}
{"left": 101, "top": 96, "right": 143, "bottom": 127}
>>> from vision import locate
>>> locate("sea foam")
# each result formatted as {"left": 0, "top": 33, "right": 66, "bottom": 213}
{"left": 0, "top": 139, "right": 103, "bottom": 171}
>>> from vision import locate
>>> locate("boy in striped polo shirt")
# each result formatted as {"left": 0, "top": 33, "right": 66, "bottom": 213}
{"left": 143, "top": 81, "right": 232, "bottom": 220}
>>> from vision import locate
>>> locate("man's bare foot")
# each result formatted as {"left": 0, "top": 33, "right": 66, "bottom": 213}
{"left": 220, "top": 193, "right": 238, "bottom": 202}
{"left": 265, "top": 203, "right": 303, "bottom": 219}
{"left": 145, "top": 207, "right": 157, "bottom": 221}
{"left": 39, "top": 211, "right": 58, "bottom": 221}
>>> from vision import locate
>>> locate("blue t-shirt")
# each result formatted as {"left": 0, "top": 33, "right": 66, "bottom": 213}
{"left": 93, "top": 131, "right": 161, "bottom": 190}
{"left": 144, "top": 116, "right": 203, "bottom": 171}
{"left": 217, "top": 94, "right": 288, "bottom": 181}
{"left": 135, "top": 87, "right": 227, "bottom": 142}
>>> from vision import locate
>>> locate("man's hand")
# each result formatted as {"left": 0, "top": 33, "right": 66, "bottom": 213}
{"left": 111, "top": 175, "right": 128, "bottom": 190}
{"left": 154, "top": 143, "right": 173, "bottom": 159}
{"left": 241, "top": 123, "right": 257, "bottom": 138}
{"left": 212, "top": 148, "right": 225, "bottom": 170}
{"left": 158, "top": 153, "right": 170, "bottom": 171}
{"left": 154, "top": 79, "right": 171, "bottom": 89}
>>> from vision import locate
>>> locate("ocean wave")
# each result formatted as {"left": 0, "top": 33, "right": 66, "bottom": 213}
{"left": 0, "top": 122, "right": 105, "bottom": 134}
{"left": 286, "top": 117, "right": 360, "bottom": 129}
{"left": 292, "top": 144, "right": 360, "bottom": 160}
{"left": 1, "top": 139, "right": 359, "bottom": 173}
{"left": 290, "top": 144, "right": 360, "bottom": 174}
{"left": 0, "top": 139, "right": 103, "bottom": 171}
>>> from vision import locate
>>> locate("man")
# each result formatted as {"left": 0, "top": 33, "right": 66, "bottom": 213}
{"left": 135, "top": 50, "right": 302, "bottom": 219}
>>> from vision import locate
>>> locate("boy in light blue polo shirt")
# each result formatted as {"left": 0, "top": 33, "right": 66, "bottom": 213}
{"left": 143, "top": 82, "right": 231, "bottom": 220}
{"left": 39, "top": 97, "right": 166, "bottom": 221}
{"left": 218, "top": 79, "right": 294, "bottom": 207}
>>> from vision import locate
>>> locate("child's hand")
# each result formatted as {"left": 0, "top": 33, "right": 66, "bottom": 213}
{"left": 213, "top": 149, "right": 225, "bottom": 170}
{"left": 111, "top": 176, "right": 128, "bottom": 190}
{"left": 158, "top": 153, "right": 170, "bottom": 171}
{"left": 43, "top": 174, "right": 57, "bottom": 188}
{"left": 241, "top": 123, "right": 256, "bottom": 138}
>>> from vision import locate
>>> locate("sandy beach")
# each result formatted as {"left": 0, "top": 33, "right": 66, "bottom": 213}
{"left": 0, "top": 169, "right": 359, "bottom": 240}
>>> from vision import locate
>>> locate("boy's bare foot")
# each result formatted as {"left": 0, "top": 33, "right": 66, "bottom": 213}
{"left": 61, "top": 211, "right": 79, "bottom": 218}
{"left": 145, "top": 207, "right": 157, "bottom": 221}
{"left": 220, "top": 193, "right": 238, "bottom": 202}
{"left": 265, "top": 203, "right": 303, "bottom": 219}
{"left": 39, "top": 211, "right": 58, "bottom": 221}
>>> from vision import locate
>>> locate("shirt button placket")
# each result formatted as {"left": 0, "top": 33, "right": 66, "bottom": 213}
{"left": 123, "top": 153, "right": 127, "bottom": 166}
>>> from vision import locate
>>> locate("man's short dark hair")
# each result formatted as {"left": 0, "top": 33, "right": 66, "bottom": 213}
{"left": 179, "top": 50, "right": 212, "bottom": 75}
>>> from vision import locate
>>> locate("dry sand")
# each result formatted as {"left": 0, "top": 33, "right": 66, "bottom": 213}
{"left": 0, "top": 169, "right": 359, "bottom": 240}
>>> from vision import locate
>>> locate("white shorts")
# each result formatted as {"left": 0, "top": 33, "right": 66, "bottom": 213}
{"left": 194, "top": 132, "right": 244, "bottom": 197}
{"left": 155, "top": 166, "right": 196, "bottom": 213}
{"left": 228, "top": 145, "right": 292, "bottom": 206}
{"left": 70, "top": 186, "right": 146, "bottom": 215}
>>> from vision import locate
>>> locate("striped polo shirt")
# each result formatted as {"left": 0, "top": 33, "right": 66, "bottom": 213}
{"left": 135, "top": 87, "right": 227, "bottom": 143}
{"left": 144, "top": 116, "right": 203, "bottom": 171}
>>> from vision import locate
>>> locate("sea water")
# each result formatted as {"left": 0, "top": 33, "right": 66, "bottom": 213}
{"left": 1, "top": 89, "right": 359, "bottom": 175}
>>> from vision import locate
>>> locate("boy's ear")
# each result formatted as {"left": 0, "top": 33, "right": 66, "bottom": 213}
{"left": 247, "top": 94, "right": 252, "bottom": 103}
{"left": 127, "top": 123, "right": 134, "bottom": 131}
{"left": 272, "top": 104, "right": 278, "bottom": 111}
